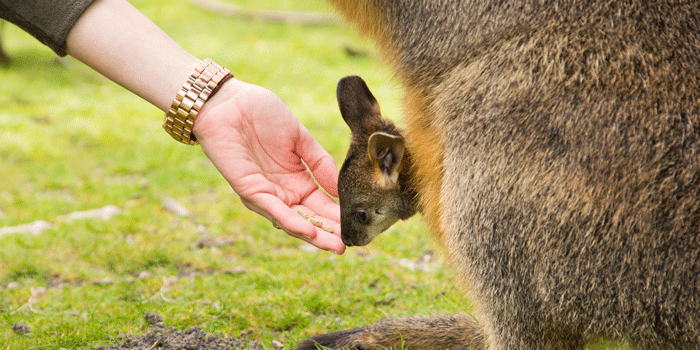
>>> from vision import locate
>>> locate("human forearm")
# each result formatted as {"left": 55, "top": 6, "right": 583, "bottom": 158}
{"left": 65, "top": 0, "right": 200, "bottom": 112}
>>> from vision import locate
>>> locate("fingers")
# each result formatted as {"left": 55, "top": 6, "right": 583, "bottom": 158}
{"left": 242, "top": 195, "right": 346, "bottom": 255}
{"left": 280, "top": 209, "right": 346, "bottom": 255}
{"left": 302, "top": 189, "right": 341, "bottom": 223}
{"left": 296, "top": 125, "right": 340, "bottom": 198}
{"left": 278, "top": 206, "right": 345, "bottom": 255}
{"left": 290, "top": 228, "right": 346, "bottom": 255}
{"left": 286, "top": 206, "right": 345, "bottom": 255}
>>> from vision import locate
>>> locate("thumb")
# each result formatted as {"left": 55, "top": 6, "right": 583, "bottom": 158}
{"left": 296, "top": 125, "right": 339, "bottom": 198}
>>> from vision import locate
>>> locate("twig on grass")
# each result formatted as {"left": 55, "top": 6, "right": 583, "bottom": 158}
{"left": 0, "top": 205, "right": 123, "bottom": 238}
{"left": 143, "top": 276, "right": 179, "bottom": 304}
{"left": 0, "top": 220, "right": 52, "bottom": 237}
{"left": 11, "top": 287, "right": 47, "bottom": 315}
{"left": 56, "top": 205, "right": 122, "bottom": 222}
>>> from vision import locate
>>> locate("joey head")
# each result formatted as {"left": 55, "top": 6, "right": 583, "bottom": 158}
{"left": 336, "top": 76, "right": 417, "bottom": 246}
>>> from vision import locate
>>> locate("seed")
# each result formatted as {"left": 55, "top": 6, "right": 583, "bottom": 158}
{"left": 310, "top": 217, "right": 323, "bottom": 227}
{"left": 297, "top": 209, "right": 334, "bottom": 233}
{"left": 297, "top": 209, "right": 312, "bottom": 220}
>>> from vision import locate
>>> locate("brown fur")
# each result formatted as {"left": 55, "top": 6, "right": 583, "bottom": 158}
{"left": 299, "top": 1, "right": 700, "bottom": 349}
{"left": 297, "top": 314, "right": 485, "bottom": 350}
{"left": 333, "top": 76, "right": 419, "bottom": 246}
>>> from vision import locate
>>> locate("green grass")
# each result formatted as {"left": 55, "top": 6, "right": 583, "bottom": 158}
{"left": 0, "top": 1, "right": 628, "bottom": 349}
{"left": 0, "top": 1, "right": 461, "bottom": 349}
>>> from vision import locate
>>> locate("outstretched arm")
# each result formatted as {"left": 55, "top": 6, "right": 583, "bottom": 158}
{"left": 59, "top": 0, "right": 344, "bottom": 254}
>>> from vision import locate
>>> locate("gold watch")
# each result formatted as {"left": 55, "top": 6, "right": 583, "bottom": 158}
{"left": 162, "top": 58, "right": 232, "bottom": 145}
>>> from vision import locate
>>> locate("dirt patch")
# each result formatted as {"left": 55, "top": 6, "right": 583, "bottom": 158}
{"left": 94, "top": 313, "right": 262, "bottom": 350}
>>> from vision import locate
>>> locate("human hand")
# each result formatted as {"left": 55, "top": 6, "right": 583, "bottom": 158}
{"left": 193, "top": 79, "right": 346, "bottom": 254}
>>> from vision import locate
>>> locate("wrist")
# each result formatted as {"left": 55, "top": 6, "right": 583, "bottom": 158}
{"left": 162, "top": 58, "right": 232, "bottom": 145}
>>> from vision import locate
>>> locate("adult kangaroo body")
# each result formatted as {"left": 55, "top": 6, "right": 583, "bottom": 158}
{"left": 300, "top": 1, "right": 700, "bottom": 349}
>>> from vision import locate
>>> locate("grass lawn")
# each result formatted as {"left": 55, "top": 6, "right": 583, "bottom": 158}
{"left": 0, "top": 0, "right": 470, "bottom": 348}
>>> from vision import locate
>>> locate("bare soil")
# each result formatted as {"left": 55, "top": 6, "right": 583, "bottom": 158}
{"left": 94, "top": 313, "right": 261, "bottom": 350}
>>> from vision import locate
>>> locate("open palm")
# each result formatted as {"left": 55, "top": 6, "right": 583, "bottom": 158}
{"left": 193, "top": 79, "right": 345, "bottom": 254}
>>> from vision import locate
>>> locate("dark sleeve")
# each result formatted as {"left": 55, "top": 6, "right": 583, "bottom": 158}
{"left": 0, "top": 0, "right": 98, "bottom": 56}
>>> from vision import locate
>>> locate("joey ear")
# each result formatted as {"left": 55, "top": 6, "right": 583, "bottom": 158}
{"left": 368, "top": 131, "right": 405, "bottom": 189}
{"left": 336, "top": 75, "right": 382, "bottom": 133}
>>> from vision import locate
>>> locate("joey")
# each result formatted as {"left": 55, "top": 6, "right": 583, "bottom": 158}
{"left": 336, "top": 76, "right": 417, "bottom": 246}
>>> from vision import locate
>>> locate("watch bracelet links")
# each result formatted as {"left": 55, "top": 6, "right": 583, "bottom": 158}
{"left": 163, "top": 58, "right": 233, "bottom": 145}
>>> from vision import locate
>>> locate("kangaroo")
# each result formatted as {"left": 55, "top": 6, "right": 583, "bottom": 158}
{"left": 333, "top": 76, "right": 418, "bottom": 247}
{"left": 300, "top": 1, "right": 700, "bottom": 350}
{"left": 302, "top": 75, "right": 485, "bottom": 350}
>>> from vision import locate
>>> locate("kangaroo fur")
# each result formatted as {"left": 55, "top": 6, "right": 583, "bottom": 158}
{"left": 299, "top": 1, "right": 700, "bottom": 349}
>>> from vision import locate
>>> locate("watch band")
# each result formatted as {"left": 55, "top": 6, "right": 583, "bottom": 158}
{"left": 163, "top": 58, "right": 232, "bottom": 145}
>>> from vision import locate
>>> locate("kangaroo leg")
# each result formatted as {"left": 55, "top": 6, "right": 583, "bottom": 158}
{"left": 487, "top": 333, "right": 585, "bottom": 350}
{"left": 295, "top": 314, "right": 484, "bottom": 350}
{"left": 483, "top": 320, "right": 585, "bottom": 350}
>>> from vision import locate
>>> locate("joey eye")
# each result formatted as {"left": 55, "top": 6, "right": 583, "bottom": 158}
{"left": 354, "top": 210, "right": 370, "bottom": 225}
